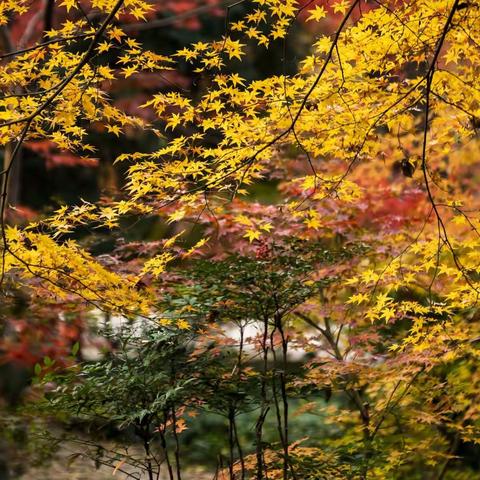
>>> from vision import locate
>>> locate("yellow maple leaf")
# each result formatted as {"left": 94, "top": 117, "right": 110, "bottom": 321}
{"left": 177, "top": 319, "right": 191, "bottom": 330}
{"left": 163, "top": 230, "right": 186, "bottom": 249}
{"left": 107, "top": 124, "right": 121, "bottom": 137}
{"left": 332, "top": 0, "right": 350, "bottom": 14}
{"left": 97, "top": 41, "right": 112, "bottom": 53}
{"left": 260, "top": 222, "right": 273, "bottom": 232}
{"left": 244, "top": 229, "right": 261, "bottom": 242}
{"left": 167, "top": 209, "right": 187, "bottom": 224}
{"left": 108, "top": 26, "right": 125, "bottom": 42}
{"left": 122, "top": 65, "right": 137, "bottom": 78}
{"left": 347, "top": 293, "right": 369, "bottom": 305}
{"left": 60, "top": 0, "right": 77, "bottom": 12}
{"left": 235, "top": 214, "right": 253, "bottom": 226}
{"left": 306, "top": 5, "right": 327, "bottom": 22}
{"left": 305, "top": 217, "right": 322, "bottom": 230}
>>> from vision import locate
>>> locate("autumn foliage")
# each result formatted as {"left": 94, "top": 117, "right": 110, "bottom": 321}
{"left": 1, "top": 0, "right": 480, "bottom": 478}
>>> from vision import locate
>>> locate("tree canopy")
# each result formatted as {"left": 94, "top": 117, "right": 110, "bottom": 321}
{"left": 1, "top": 0, "right": 480, "bottom": 478}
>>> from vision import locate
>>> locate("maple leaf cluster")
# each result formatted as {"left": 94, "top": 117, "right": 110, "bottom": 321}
{"left": 1, "top": 0, "right": 480, "bottom": 478}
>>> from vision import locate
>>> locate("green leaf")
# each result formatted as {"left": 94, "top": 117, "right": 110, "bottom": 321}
{"left": 71, "top": 341, "right": 80, "bottom": 356}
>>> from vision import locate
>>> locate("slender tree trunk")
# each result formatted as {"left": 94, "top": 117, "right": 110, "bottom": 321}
{"left": 43, "top": 0, "right": 55, "bottom": 36}
{"left": 256, "top": 315, "right": 270, "bottom": 480}
{"left": 143, "top": 437, "right": 154, "bottom": 480}
{"left": 228, "top": 407, "right": 235, "bottom": 480}
{"left": 171, "top": 407, "right": 182, "bottom": 480}
{"left": 159, "top": 426, "right": 175, "bottom": 480}
{"left": 232, "top": 415, "right": 245, "bottom": 480}
{"left": 0, "top": 27, "right": 22, "bottom": 216}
